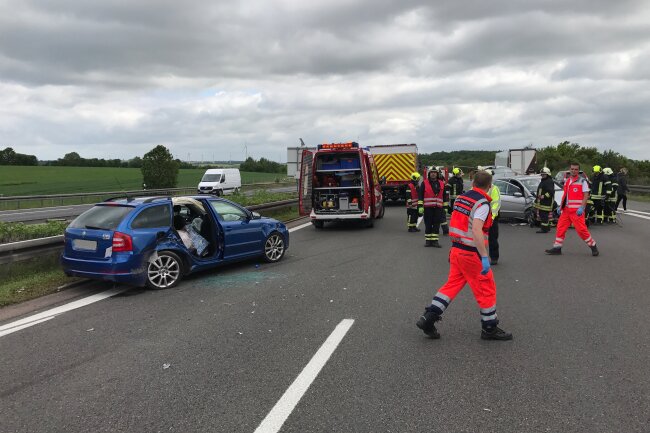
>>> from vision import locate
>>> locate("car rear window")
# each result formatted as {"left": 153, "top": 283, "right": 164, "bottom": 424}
{"left": 69, "top": 205, "right": 133, "bottom": 230}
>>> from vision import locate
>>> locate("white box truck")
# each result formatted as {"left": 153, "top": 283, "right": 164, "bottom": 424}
{"left": 494, "top": 148, "right": 537, "bottom": 175}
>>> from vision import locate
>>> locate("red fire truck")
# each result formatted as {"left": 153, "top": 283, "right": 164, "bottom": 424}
{"left": 299, "top": 142, "right": 385, "bottom": 228}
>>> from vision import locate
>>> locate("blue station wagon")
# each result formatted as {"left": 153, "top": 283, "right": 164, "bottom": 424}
{"left": 61, "top": 196, "right": 289, "bottom": 289}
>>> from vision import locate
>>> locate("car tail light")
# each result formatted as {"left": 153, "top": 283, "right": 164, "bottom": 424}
{"left": 112, "top": 232, "right": 133, "bottom": 252}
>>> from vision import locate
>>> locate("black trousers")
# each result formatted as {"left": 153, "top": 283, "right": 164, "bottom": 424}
{"left": 424, "top": 207, "right": 445, "bottom": 241}
{"left": 489, "top": 215, "right": 499, "bottom": 260}
{"left": 616, "top": 194, "right": 627, "bottom": 211}
{"left": 407, "top": 208, "right": 418, "bottom": 228}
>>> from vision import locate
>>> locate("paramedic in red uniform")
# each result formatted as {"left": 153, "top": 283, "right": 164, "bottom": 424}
{"left": 545, "top": 162, "right": 599, "bottom": 257}
{"left": 416, "top": 170, "right": 513, "bottom": 340}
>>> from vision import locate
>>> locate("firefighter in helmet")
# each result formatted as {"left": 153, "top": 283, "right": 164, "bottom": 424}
{"left": 418, "top": 167, "right": 448, "bottom": 247}
{"left": 534, "top": 167, "right": 555, "bottom": 233}
{"left": 590, "top": 165, "right": 610, "bottom": 224}
{"left": 442, "top": 167, "right": 464, "bottom": 236}
{"left": 406, "top": 172, "right": 421, "bottom": 232}
{"left": 603, "top": 167, "right": 617, "bottom": 223}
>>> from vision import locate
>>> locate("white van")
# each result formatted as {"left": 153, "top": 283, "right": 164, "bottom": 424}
{"left": 197, "top": 168, "right": 242, "bottom": 196}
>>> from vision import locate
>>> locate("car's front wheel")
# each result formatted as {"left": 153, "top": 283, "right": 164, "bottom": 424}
{"left": 147, "top": 251, "right": 183, "bottom": 289}
{"left": 263, "top": 232, "right": 286, "bottom": 263}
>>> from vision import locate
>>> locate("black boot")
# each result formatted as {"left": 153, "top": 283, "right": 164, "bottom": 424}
{"left": 425, "top": 240, "right": 433, "bottom": 247}
{"left": 545, "top": 247, "right": 562, "bottom": 255}
{"left": 481, "top": 326, "right": 513, "bottom": 341}
{"left": 408, "top": 227, "right": 417, "bottom": 232}
{"left": 416, "top": 310, "right": 441, "bottom": 339}
{"left": 432, "top": 240, "right": 442, "bottom": 248}
{"left": 591, "top": 245, "right": 599, "bottom": 256}
{"left": 536, "top": 227, "right": 549, "bottom": 233}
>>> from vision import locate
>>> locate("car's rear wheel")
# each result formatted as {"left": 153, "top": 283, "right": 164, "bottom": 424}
{"left": 147, "top": 251, "right": 183, "bottom": 289}
{"left": 263, "top": 232, "right": 285, "bottom": 262}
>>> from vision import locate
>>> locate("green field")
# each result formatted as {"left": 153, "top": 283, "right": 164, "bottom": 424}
{"left": 0, "top": 166, "right": 288, "bottom": 197}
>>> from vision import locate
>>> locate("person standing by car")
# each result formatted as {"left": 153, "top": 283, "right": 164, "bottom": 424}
{"left": 616, "top": 167, "right": 630, "bottom": 212}
{"left": 534, "top": 167, "right": 555, "bottom": 233}
{"left": 416, "top": 170, "right": 513, "bottom": 341}
{"left": 590, "top": 165, "right": 610, "bottom": 224}
{"left": 443, "top": 167, "right": 465, "bottom": 235}
{"left": 485, "top": 169, "right": 501, "bottom": 265}
{"left": 546, "top": 162, "right": 599, "bottom": 257}
{"left": 406, "top": 172, "right": 421, "bottom": 232}
{"left": 603, "top": 167, "right": 617, "bottom": 223}
{"left": 418, "top": 167, "right": 447, "bottom": 247}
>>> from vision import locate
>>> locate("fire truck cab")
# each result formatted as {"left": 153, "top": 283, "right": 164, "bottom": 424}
{"left": 299, "top": 142, "right": 385, "bottom": 228}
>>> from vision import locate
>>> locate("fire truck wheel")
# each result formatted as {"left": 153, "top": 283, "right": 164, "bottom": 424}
{"left": 312, "top": 220, "right": 324, "bottom": 229}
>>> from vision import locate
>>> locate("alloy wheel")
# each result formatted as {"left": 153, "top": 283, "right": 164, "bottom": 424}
{"left": 264, "top": 233, "right": 285, "bottom": 262}
{"left": 147, "top": 253, "right": 181, "bottom": 289}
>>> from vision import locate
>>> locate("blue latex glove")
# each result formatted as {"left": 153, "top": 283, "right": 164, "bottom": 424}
{"left": 480, "top": 256, "right": 490, "bottom": 275}
{"left": 576, "top": 206, "right": 584, "bottom": 216}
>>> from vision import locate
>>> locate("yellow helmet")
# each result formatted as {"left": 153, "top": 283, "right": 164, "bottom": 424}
{"left": 411, "top": 172, "right": 421, "bottom": 181}
{"left": 452, "top": 167, "right": 461, "bottom": 175}
{"left": 593, "top": 165, "right": 602, "bottom": 173}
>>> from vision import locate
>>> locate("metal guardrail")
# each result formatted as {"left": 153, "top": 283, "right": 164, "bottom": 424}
{"left": 0, "top": 199, "right": 299, "bottom": 264}
{"left": 629, "top": 185, "right": 650, "bottom": 193}
{"left": 0, "top": 182, "right": 291, "bottom": 210}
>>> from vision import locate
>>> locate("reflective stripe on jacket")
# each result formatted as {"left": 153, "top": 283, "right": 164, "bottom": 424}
{"left": 406, "top": 180, "right": 419, "bottom": 209}
{"left": 449, "top": 188, "right": 493, "bottom": 253}
{"left": 562, "top": 176, "right": 587, "bottom": 211}
{"left": 422, "top": 179, "right": 445, "bottom": 208}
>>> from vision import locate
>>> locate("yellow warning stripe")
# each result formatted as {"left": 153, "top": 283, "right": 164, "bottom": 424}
{"left": 373, "top": 153, "right": 416, "bottom": 181}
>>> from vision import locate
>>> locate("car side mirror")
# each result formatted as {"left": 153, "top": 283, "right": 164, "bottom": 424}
{"left": 251, "top": 211, "right": 261, "bottom": 220}
{"left": 220, "top": 178, "right": 225, "bottom": 183}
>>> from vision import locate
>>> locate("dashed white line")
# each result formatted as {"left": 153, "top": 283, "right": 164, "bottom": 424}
{"left": 254, "top": 319, "right": 355, "bottom": 433}
{"left": 0, "top": 287, "right": 126, "bottom": 338}
{"left": 623, "top": 211, "right": 650, "bottom": 221}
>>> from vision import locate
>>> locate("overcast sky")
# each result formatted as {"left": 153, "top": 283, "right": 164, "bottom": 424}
{"left": 1, "top": 0, "right": 649, "bottom": 162}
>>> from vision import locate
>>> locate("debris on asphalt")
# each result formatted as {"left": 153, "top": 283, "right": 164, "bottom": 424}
{"left": 86, "top": 328, "right": 94, "bottom": 332}
{"left": 483, "top": 408, "right": 492, "bottom": 412}
{"left": 162, "top": 363, "right": 171, "bottom": 370}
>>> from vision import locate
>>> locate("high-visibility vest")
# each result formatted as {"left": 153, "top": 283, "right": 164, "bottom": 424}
{"left": 423, "top": 179, "right": 445, "bottom": 208}
{"left": 406, "top": 180, "right": 419, "bottom": 209}
{"left": 562, "top": 176, "right": 588, "bottom": 212}
{"left": 449, "top": 188, "right": 493, "bottom": 253}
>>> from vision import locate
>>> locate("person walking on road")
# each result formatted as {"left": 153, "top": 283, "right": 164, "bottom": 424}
{"left": 418, "top": 167, "right": 447, "bottom": 248}
{"left": 546, "top": 162, "right": 599, "bottom": 256}
{"left": 534, "top": 167, "right": 555, "bottom": 233}
{"left": 616, "top": 167, "right": 630, "bottom": 212}
{"left": 603, "top": 167, "right": 618, "bottom": 223}
{"left": 416, "top": 170, "right": 513, "bottom": 341}
{"left": 406, "top": 172, "right": 421, "bottom": 232}
{"left": 485, "top": 169, "right": 501, "bottom": 265}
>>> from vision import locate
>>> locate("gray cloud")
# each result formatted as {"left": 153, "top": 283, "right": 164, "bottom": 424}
{"left": 0, "top": 0, "right": 649, "bottom": 162}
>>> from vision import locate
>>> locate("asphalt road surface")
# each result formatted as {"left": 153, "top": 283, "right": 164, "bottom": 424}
{"left": 1, "top": 202, "right": 649, "bottom": 432}
{"left": 0, "top": 186, "right": 297, "bottom": 223}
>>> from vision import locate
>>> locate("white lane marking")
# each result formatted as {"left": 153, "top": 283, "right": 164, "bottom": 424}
{"left": 625, "top": 208, "right": 650, "bottom": 216}
{"left": 624, "top": 211, "right": 650, "bottom": 221}
{"left": 288, "top": 222, "right": 313, "bottom": 233}
{"left": 0, "top": 288, "right": 126, "bottom": 338}
{"left": 254, "top": 318, "right": 355, "bottom": 433}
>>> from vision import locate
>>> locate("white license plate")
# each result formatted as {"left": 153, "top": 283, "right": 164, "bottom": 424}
{"left": 72, "top": 239, "right": 97, "bottom": 251}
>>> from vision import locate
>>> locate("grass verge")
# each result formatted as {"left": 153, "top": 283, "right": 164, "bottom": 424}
{"left": 0, "top": 253, "right": 81, "bottom": 308}
{"left": 629, "top": 194, "right": 650, "bottom": 203}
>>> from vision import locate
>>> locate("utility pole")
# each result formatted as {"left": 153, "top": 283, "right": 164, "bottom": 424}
{"left": 243, "top": 143, "right": 248, "bottom": 160}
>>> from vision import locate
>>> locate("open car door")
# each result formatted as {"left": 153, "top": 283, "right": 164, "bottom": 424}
{"left": 298, "top": 149, "right": 314, "bottom": 216}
